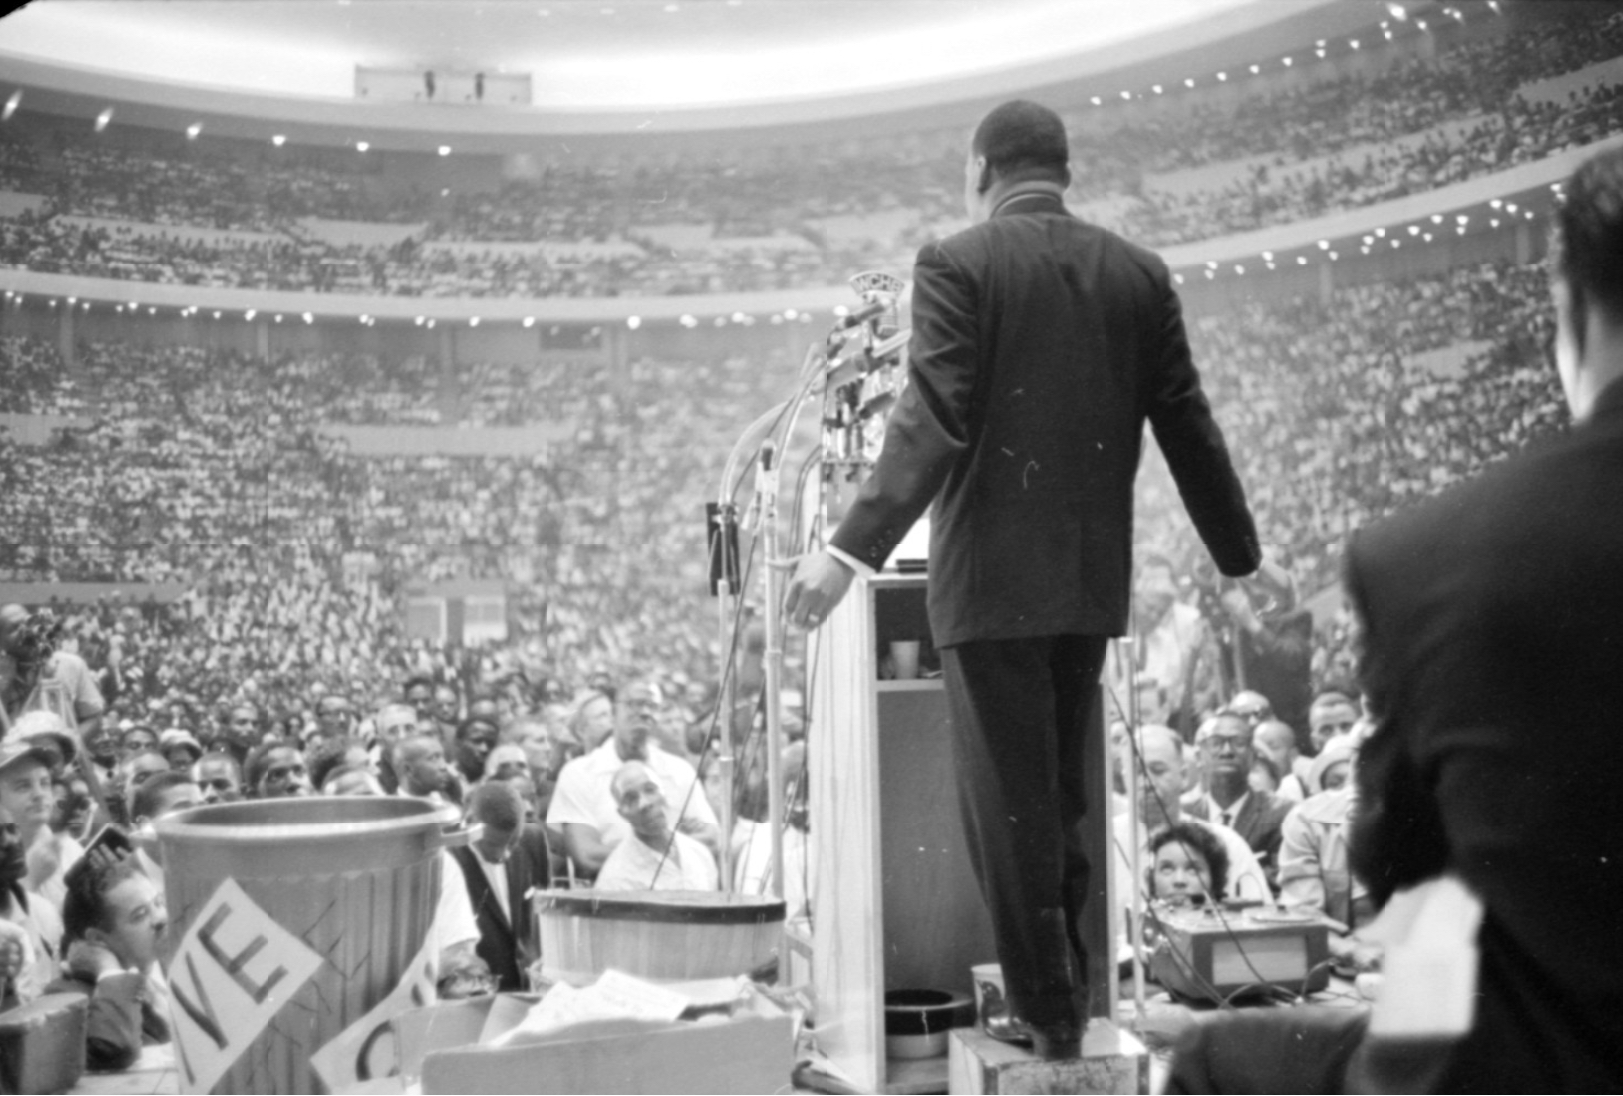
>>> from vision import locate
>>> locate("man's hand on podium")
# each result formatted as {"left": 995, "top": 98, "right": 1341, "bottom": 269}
{"left": 777, "top": 550, "right": 856, "bottom": 630}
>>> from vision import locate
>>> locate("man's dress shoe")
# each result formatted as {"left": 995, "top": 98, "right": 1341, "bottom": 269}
{"left": 982, "top": 1014, "right": 1082, "bottom": 1061}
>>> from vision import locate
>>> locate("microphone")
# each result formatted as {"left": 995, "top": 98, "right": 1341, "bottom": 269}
{"left": 743, "top": 440, "right": 778, "bottom": 533}
{"left": 837, "top": 299, "right": 888, "bottom": 329}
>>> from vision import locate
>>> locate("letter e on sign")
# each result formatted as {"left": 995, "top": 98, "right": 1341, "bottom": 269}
{"left": 166, "top": 878, "right": 326, "bottom": 1093}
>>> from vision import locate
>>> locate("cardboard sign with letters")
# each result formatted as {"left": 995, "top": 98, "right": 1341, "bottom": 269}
{"left": 165, "top": 878, "right": 325, "bottom": 1094}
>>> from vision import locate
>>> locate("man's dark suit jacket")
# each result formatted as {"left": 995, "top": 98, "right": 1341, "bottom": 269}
{"left": 1346, "top": 378, "right": 1623, "bottom": 1092}
{"left": 830, "top": 189, "right": 1258, "bottom": 646}
{"left": 1185, "top": 790, "right": 1292, "bottom": 885}
{"left": 44, "top": 967, "right": 170, "bottom": 1073}
{"left": 450, "top": 824, "right": 548, "bottom": 992}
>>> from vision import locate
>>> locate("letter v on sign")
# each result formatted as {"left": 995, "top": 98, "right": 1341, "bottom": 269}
{"left": 165, "top": 878, "right": 326, "bottom": 1093}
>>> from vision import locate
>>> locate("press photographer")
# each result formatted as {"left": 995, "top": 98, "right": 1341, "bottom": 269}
{"left": 1191, "top": 556, "right": 1313, "bottom": 748}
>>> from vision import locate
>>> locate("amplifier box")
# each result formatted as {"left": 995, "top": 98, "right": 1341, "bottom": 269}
{"left": 1147, "top": 904, "right": 1331, "bottom": 1003}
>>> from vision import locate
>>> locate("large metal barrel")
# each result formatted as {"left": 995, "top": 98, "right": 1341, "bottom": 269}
{"left": 151, "top": 796, "right": 465, "bottom": 1094}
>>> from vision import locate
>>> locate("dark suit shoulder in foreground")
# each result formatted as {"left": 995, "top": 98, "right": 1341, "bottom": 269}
{"left": 1347, "top": 380, "right": 1623, "bottom": 1092}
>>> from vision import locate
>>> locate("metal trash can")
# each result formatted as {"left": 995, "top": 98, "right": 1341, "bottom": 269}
{"left": 151, "top": 796, "right": 468, "bottom": 1094}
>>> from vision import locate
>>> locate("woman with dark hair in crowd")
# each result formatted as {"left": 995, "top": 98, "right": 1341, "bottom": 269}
{"left": 1146, "top": 821, "right": 1230, "bottom": 910}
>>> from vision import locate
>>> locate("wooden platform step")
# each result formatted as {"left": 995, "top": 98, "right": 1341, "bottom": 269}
{"left": 947, "top": 1021, "right": 1147, "bottom": 1095}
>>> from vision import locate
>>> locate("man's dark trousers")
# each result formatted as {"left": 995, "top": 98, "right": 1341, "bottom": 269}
{"left": 942, "top": 633, "right": 1109, "bottom": 1030}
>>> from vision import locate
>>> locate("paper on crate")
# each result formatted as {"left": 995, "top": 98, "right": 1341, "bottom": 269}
{"left": 397, "top": 977, "right": 793, "bottom": 1095}
{"left": 491, "top": 970, "right": 743, "bottom": 1046}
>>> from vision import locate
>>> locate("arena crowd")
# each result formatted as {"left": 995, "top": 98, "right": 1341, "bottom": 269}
{"left": 0, "top": 4, "right": 1621, "bottom": 295}
{"left": 0, "top": 0, "right": 1610, "bottom": 1070}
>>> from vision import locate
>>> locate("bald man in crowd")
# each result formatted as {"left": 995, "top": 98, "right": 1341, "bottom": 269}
{"left": 393, "top": 731, "right": 457, "bottom": 805}
{"left": 594, "top": 761, "right": 717, "bottom": 892}
{"left": 547, "top": 679, "right": 716, "bottom": 877}
{"left": 1252, "top": 719, "right": 1309, "bottom": 802}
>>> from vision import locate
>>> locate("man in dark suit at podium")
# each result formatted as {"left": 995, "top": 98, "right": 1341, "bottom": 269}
{"left": 784, "top": 100, "right": 1258, "bottom": 1059}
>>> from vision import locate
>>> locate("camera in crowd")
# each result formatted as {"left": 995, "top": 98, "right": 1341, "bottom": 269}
{"left": 5, "top": 609, "right": 63, "bottom": 675}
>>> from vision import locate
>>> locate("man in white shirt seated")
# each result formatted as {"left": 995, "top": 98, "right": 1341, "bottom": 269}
{"left": 546, "top": 679, "right": 717, "bottom": 878}
{"left": 595, "top": 762, "right": 718, "bottom": 892}
{"left": 1113, "top": 725, "right": 1269, "bottom": 957}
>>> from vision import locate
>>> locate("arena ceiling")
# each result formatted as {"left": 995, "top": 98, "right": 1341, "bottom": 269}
{"left": 2, "top": 0, "right": 1287, "bottom": 110}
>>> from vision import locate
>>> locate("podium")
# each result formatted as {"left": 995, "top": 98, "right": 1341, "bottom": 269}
{"left": 807, "top": 570, "right": 1122, "bottom": 1092}
{"left": 808, "top": 572, "right": 991, "bottom": 1092}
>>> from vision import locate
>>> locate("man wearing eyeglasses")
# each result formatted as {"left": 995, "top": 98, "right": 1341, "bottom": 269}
{"left": 1184, "top": 711, "right": 1291, "bottom": 887}
{"left": 546, "top": 679, "right": 717, "bottom": 878}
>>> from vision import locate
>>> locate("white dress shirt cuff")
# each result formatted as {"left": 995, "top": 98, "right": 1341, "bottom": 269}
{"left": 826, "top": 544, "right": 876, "bottom": 578}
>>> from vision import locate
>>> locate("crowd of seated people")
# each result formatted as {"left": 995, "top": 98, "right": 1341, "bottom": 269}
{"left": 0, "top": 586, "right": 1362, "bottom": 1069}
{"left": 1, "top": 6, "right": 1621, "bottom": 295}
{"left": 0, "top": 604, "right": 815, "bottom": 1025}
{"left": 0, "top": 251, "right": 1571, "bottom": 758}
{"left": 0, "top": 255, "right": 1567, "bottom": 730}
{"left": 0, "top": 578, "right": 1360, "bottom": 1068}
{"left": 1, "top": 134, "right": 426, "bottom": 231}
{"left": 1138, "top": 260, "right": 1564, "bottom": 598}
{"left": 0, "top": 330, "right": 799, "bottom": 712}
{"left": 0, "top": 258, "right": 1581, "bottom": 1071}
{"left": 1113, "top": 681, "right": 1378, "bottom": 989}
{"left": 0, "top": 334, "right": 83, "bottom": 415}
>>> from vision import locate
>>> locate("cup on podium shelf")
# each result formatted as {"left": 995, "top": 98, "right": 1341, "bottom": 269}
{"left": 972, "top": 962, "right": 1006, "bottom": 1029}
{"left": 890, "top": 641, "right": 922, "bottom": 680}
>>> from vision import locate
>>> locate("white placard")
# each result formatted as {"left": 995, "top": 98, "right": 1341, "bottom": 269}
{"left": 309, "top": 939, "right": 438, "bottom": 1091}
{"left": 165, "top": 878, "right": 326, "bottom": 1094}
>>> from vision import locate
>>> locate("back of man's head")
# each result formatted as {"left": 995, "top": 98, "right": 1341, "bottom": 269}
{"left": 972, "top": 100, "right": 1070, "bottom": 191}
{"left": 394, "top": 731, "right": 437, "bottom": 768}
{"left": 1555, "top": 146, "right": 1623, "bottom": 325}
{"left": 1253, "top": 719, "right": 1298, "bottom": 759}
{"left": 1137, "top": 723, "right": 1184, "bottom": 758}
{"left": 466, "top": 780, "right": 523, "bottom": 830}
{"left": 306, "top": 735, "right": 366, "bottom": 790}
{"left": 610, "top": 760, "right": 651, "bottom": 804}
{"left": 129, "top": 770, "right": 198, "bottom": 823}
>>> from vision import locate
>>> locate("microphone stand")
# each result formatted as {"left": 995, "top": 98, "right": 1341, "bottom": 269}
{"left": 1118, "top": 633, "right": 1149, "bottom": 1024}
{"left": 715, "top": 404, "right": 787, "bottom": 893}
{"left": 758, "top": 441, "right": 787, "bottom": 902}
{"left": 713, "top": 280, "right": 906, "bottom": 924}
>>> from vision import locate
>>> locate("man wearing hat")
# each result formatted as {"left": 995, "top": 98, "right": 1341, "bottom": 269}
{"left": 0, "top": 740, "right": 69, "bottom": 1002}
{"left": 157, "top": 729, "right": 204, "bottom": 773}
{"left": 0, "top": 726, "right": 85, "bottom": 911}
{"left": 783, "top": 99, "right": 1258, "bottom": 1057}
